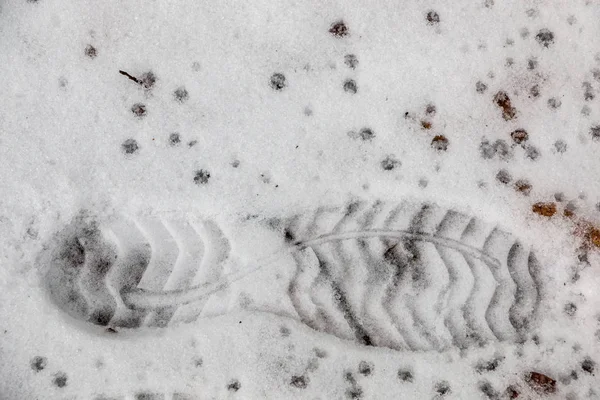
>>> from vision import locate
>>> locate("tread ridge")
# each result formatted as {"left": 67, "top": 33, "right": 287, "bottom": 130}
{"left": 78, "top": 231, "right": 118, "bottom": 326}
{"left": 379, "top": 201, "right": 415, "bottom": 350}
{"left": 506, "top": 241, "right": 536, "bottom": 336}
{"left": 434, "top": 212, "right": 475, "bottom": 349}
{"left": 104, "top": 220, "right": 151, "bottom": 328}
{"left": 171, "top": 220, "right": 227, "bottom": 322}
{"left": 403, "top": 204, "right": 447, "bottom": 350}
{"left": 355, "top": 202, "right": 392, "bottom": 347}
{"left": 482, "top": 228, "right": 518, "bottom": 341}
{"left": 310, "top": 246, "right": 358, "bottom": 341}
{"left": 136, "top": 218, "right": 182, "bottom": 327}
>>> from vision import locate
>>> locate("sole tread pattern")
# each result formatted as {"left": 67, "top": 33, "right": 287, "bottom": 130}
{"left": 41, "top": 212, "right": 231, "bottom": 329}
{"left": 41, "top": 200, "right": 542, "bottom": 351}
{"left": 285, "top": 201, "right": 542, "bottom": 351}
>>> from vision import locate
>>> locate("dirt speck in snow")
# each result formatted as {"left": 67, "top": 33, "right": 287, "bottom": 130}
{"left": 329, "top": 20, "right": 349, "bottom": 37}
{"left": 270, "top": 73, "right": 286, "bottom": 91}
{"left": 426, "top": 10, "right": 440, "bottom": 25}
{"left": 30, "top": 356, "right": 47, "bottom": 372}
{"left": 53, "top": 372, "right": 68, "bottom": 388}
{"left": 193, "top": 169, "right": 211, "bottom": 185}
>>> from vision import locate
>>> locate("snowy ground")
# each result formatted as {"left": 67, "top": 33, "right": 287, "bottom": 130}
{"left": 1, "top": 0, "right": 600, "bottom": 398}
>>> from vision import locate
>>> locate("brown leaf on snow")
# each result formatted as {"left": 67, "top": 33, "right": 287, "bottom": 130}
{"left": 514, "top": 179, "right": 532, "bottom": 196}
{"left": 494, "top": 91, "right": 517, "bottom": 120}
{"left": 574, "top": 219, "right": 600, "bottom": 250}
{"left": 525, "top": 371, "right": 556, "bottom": 394}
{"left": 511, "top": 129, "right": 529, "bottom": 144}
{"left": 532, "top": 202, "right": 557, "bottom": 217}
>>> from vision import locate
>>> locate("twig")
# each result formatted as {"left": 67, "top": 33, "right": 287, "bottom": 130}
{"left": 119, "top": 70, "right": 142, "bottom": 85}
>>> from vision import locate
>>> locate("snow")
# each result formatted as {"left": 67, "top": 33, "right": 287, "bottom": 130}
{"left": 1, "top": 0, "right": 600, "bottom": 398}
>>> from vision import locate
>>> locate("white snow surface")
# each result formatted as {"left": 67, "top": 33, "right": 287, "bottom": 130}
{"left": 0, "top": 0, "right": 600, "bottom": 398}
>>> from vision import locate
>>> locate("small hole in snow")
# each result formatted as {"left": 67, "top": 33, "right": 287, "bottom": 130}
{"left": 329, "top": 20, "right": 349, "bottom": 37}
{"left": 84, "top": 45, "right": 97, "bottom": 59}
{"left": 343, "top": 79, "right": 358, "bottom": 94}
{"left": 227, "top": 379, "right": 241, "bottom": 392}
{"left": 169, "top": 133, "right": 181, "bottom": 146}
{"left": 380, "top": 155, "right": 401, "bottom": 171}
{"left": 344, "top": 54, "right": 359, "bottom": 69}
{"left": 131, "top": 103, "right": 147, "bottom": 118}
{"left": 30, "top": 356, "right": 47, "bottom": 372}
{"left": 53, "top": 372, "right": 68, "bottom": 388}
{"left": 193, "top": 170, "right": 211, "bottom": 185}
{"left": 426, "top": 10, "right": 440, "bottom": 25}
{"left": 121, "top": 139, "right": 139, "bottom": 155}
{"left": 535, "top": 29, "right": 554, "bottom": 48}
{"left": 173, "top": 87, "right": 189, "bottom": 103}
{"left": 270, "top": 73, "right": 286, "bottom": 91}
